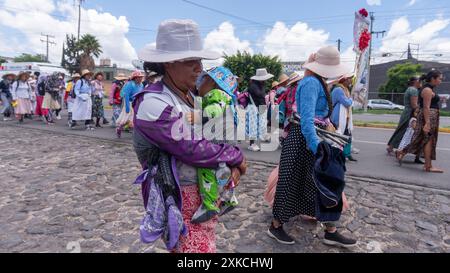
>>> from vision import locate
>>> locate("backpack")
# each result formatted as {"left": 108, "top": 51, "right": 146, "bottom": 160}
{"left": 70, "top": 80, "right": 85, "bottom": 99}
{"left": 37, "top": 81, "right": 46, "bottom": 96}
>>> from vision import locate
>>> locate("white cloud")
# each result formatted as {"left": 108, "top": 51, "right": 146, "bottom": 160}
{"left": 375, "top": 16, "right": 450, "bottom": 64}
{"left": 367, "top": 0, "right": 381, "bottom": 5}
{"left": 408, "top": 0, "right": 417, "bottom": 6}
{"left": 261, "top": 21, "right": 330, "bottom": 62}
{"left": 0, "top": 0, "right": 137, "bottom": 68}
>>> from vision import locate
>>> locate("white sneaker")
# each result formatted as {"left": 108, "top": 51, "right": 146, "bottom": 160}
{"left": 248, "top": 144, "right": 261, "bottom": 152}
{"left": 3, "top": 117, "right": 12, "bottom": 121}
{"left": 56, "top": 115, "right": 62, "bottom": 120}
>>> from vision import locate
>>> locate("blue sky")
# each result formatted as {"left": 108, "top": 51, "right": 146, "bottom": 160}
{"left": 1, "top": 0, "right": 450, "bottom": 67}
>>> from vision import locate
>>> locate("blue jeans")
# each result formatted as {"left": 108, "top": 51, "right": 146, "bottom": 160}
{"left": 0, "top": 93, "right": 12, "bottom": 117}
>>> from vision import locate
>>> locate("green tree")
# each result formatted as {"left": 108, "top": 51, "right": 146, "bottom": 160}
{"left": 223, "top": 51, "right": 282, "bottom": 91}
{"left": 77, "top": 34, "right": 103, "bottom": 71}
{"left": 61, "top": 34, "right": 81, "bottom": 74}
{"left": 13, "top": 53, "right": 46, "bottom": 63}
{"left": 378, "top": 62, "right": 422, "bottom": 105}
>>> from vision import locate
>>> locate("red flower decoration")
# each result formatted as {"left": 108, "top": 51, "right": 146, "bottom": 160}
{"left": 359, "top": 8, "right": 369, "bottom": 17}
{"left": 359, "top": 29, "right": 371, "bottom": 51}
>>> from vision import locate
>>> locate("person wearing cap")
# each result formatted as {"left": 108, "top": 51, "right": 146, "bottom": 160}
{"left": 115, "top": 70, "right": 144, "bottom": 137}
{"left": 133, "top": 19, "right": 246, "bottom": 253}
{"left": 269, "top": 46, "right": 357, "bottom": 248}
{"left": 109, "top": 73, "right": 128, "bottom": 127}
{"left": 0, "top": 73, "right": 16, "bottom": 121}
{"left": 330, "top": 73, "right": 357, "bottom": 162}
{"left": 72, "top": 69, "right": 95, "bottom": 130}
{"left": 66, "top": 73, "right": 81, "bottom": 127}
{"left": 91, "top": 72, "right": 109, "bottom": 128}
{"left": 387, "top": 76, "right": 422, "bottom": 162}
{"left": 10, "top": 71, "right": 33, "bottom": 123}
{"left": 246, "top": 68, "right": 274, "bottom": 151}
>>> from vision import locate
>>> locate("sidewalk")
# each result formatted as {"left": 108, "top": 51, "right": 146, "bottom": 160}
{"left": 0, "top": 126, "right": 448, "bottom": 253}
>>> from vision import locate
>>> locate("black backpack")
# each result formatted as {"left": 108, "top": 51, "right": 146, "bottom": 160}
{"left": 70, "top": 80, "right": 84, "bottom": 99}
{"left": 37, "top": 81, "right": 46, "bottom": 96}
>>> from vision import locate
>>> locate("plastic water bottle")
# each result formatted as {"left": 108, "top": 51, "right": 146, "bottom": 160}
{"left": 216, "top": 162, "right": 231, "bottom": 189}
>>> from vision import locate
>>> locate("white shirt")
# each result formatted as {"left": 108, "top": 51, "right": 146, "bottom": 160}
{"left": 10, "top": 81, "right": 32, "bottom": 100}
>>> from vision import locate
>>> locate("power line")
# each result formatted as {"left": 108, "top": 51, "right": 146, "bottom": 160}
{"left": 40, "top": 33, "right": 56, "bottom": 62}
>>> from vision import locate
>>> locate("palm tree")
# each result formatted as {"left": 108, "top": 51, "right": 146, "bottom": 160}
{"left": 77, "top": 34, "right": 102, "bottom": 71}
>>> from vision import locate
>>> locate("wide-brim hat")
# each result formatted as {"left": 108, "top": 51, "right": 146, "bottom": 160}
{"left": 17, "top": 71, "right": 30, "bottom": 79}
{"left": 327, "top": 72, "right": 355, "bottom": 85}
{"left": 130, "top": 70, "right": 145, "bottom": 80}
{"left": 206, "top": 66, "right": 237, "bottom": 97}
{"left": 251, "top": 68, "right": 274, "bottom": 81}
{"left": 72, "top": 73, "right": 81, "bottom": 79}
{"left": 271, "top": 81, "right": 280, "bottom": 88}
{"left": 278, "top": 74, "right": 289, "bottom": 85}
{"left": 302, "top": 46, "right": 350, "bottom": 79}
{"left": 138, "top": 19, "right": 221, "bottom": 63}
{"left": 286, "top": 72, "right": 303, "bottom": 86}
{"left": 114, "top": 73, "right": 128, "bottom": 81}
{"left": 81, "top": 69, "right": 93, "bottom": 77}
{"left": 2, "top": 72, "right": 16, "bottom": 79}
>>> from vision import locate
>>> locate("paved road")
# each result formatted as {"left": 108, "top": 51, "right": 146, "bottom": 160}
{"left": 353, "top": 113, "right": 450, "bottom": 127}
{"left": 2, "top": 110, "right": 449, "bottom": 191}
{"left": 1, "top": 126, "right": 449, "bottom": 253}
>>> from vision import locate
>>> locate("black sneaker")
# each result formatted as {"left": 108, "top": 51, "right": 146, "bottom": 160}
{"left": 323, "top": 231, "right": 357, "bottom": 248}
{"left": 267, "top": 224, "right": 295, "bottom": 245}
{"left": 347, "top": 156, "right": 358, "bottom": 162}
{"left": 414, "top": 158, "right": 425, "bottom": 164}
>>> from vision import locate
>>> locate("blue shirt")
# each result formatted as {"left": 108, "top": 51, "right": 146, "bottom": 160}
{"left": 121, "top": 81, "right": 144, "bottom": 113}
{"left": 331, "top": 86, "right": 353, "bottom": 128}
{"left": 74, "top": 79, "right": 93, "bottom": 96}
{"left": 296, "top": 76, "right": 329, "bottom": 154}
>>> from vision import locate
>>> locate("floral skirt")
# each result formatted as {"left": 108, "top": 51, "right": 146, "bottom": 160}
{"left": 91, "top": 95, "right": 104, "bottom": 118}
{"left": 404, "top": 109, "right": 440, "bottom": 160}
{"left": 176, "top": 184, "right": 217, "bottom": 253}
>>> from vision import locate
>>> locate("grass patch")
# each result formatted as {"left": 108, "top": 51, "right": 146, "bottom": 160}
{"left": 354, "top": 109, "right": 450, "bottom": 117}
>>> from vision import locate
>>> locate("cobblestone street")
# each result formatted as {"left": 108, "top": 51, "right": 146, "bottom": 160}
{"left": 0, "top": 125, "right": 449, "bottom": 253}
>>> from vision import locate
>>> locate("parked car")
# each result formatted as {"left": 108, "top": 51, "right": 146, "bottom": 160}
{"left": 367, "top": 99, "right": 405, "bottom": 110}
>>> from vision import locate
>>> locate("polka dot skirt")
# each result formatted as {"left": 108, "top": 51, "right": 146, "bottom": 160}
{"left": 272, "top": 123, "right": 317, "bottom": 224}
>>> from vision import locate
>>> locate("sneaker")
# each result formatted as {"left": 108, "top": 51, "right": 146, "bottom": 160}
{"left": 347, "top": 156, "right": 358, "bottom": 162}
{"left": 248, "top": 144, "right": 261, "bottom": 152}
{"left": 267, "top": 224, "right": 295, "bottom": 245}
{"left": 103, "top": 119, "right": 110, "bottom": 125}
{"left": 56, "top": 115, "right": 62, "bottom": 120}
{"left": 191, "top": 205, "right": 218, "bottom": 224}
{"left": 3, "top": 117, "right": 12, "bottom": 121}
{"left": 414, "top": 158, "right": 425, "bottom": 164}
{"left": 323, "top": 231, "right": 357, "bottom": 248}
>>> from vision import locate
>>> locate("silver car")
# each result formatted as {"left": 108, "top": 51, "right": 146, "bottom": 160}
{"left": 367, "top": 99, "right": 405, "bottom": 110}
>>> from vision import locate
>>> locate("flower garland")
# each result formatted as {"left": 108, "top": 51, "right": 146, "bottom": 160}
{"left": 359, "top": 29, "right": 371, "bottom": 52}
{"left": 359, "top": 8, "right": 369, "bottom": 18}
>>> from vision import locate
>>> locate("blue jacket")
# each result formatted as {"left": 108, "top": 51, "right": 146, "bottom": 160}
{"left": 314, "top": 142, "right": 346, "bottom": 222}
{"left": 121, "top": 81, "right": 144, "bottom": 113}
{"left": 331, "top": 86, "right": 353, "bottom": 128}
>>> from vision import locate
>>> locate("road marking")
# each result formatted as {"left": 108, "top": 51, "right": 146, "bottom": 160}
{"left": 354, "top": 139, "right": 450, "bottom": 152}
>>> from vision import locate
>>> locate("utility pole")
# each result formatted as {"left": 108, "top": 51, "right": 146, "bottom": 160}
{"left": 40, "top": 33, "right": 56, "bottom": 62}
{"left": 337, "top": 39, "right": 342, "bottom": 52}
{"left": 77, "top": 0, "right": 85, "bottom": 40}
{"left": 365, "top": 12, "right": 386, "bottom": 111}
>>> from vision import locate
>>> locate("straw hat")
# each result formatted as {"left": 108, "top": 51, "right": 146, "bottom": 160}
{"left": 2, "top": 72, "right": 16, "bottom": 79}
{"left": 72, "top": 73, "right": 81, "bottom": 79}
{"left": 286, "top": 72, "right": 303, "bottom": 86}
{"left": 251, "top": 68, "right": 274, "bottom": 81}
{"left": 114, "top": 73, "right": 128, "bottom": 81}
{"left": 302, "top": 46, "right": 350, "bottom": 79}
{"left": 278, "top": 74, "right": 289, "bottom": 85}
{"left": 81, "top": 69, "right": 93, "bottom": 77}
{"left": 327, "top": 72, "right": 355, "bottom": 85}
{"left": 271, "top": 81, "right": 280, "bottom": 88}
{"left": 17, "top": 71, "right": 30, "bottom": 80}
{"left": 130, "top": 70, "right": 144, "bottom": 80}
{"left": 138, "top": 19, "right": 221, "bottom": 63}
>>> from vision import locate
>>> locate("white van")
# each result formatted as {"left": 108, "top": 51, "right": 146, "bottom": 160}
{"left": 0, "top": 62, "right": 69, "bottom": 80}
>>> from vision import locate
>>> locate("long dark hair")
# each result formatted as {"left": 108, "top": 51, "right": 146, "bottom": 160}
{"left": 312, "top": 73, "right": 333, "bottom": 118}
{"left": 408, "top": 76, "right": 419, "bottom": 86}
{"left": 423, "top": 69, "right": 442, "bottom": 83}
{"left": 143, "top": 62, "right": 165, "bottom": 77}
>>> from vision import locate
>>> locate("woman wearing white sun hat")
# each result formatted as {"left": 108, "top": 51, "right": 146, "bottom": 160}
{"left": 269, "top": 46, "right": 357, "bottom": 248}
{"left": 132, "top": 19, "right": 246, "bottom": 253}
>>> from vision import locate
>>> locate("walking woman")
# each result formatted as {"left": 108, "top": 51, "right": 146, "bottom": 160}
{"left": 42, "top": 72, "right": 63, "bottom": 124}
{"left": 67, "top": 73, "right": 81, "bottom": 127}
{"left": 10, "top": 71, "right": 33, "bottom": 123}
{"left": 398, "top": 70, "right": 444, "bottom": 173}
{"left": 92, "top": 72, "right": 109, "bottom": 127}
{"left": 387, "top": 76, "right": 422, "bottom": 164}
{"left": 247, "top": 68, "right": 274, "bottom": 151}
{"left": 71, "top": 69, "right": 95, "bottom": 130}
{"left": 35, "top": 75, "right": 47, "bottom": 122}
{"left": 133, "top": 19, "right": 246, "bottom": 253}
{"left": 109, "top": 73, "right": 128, "bottom": 127}
{"left": 268, "top": 46, "right": 357, "bottom": 248}
{"left": 0, "top": 73, "right": 15, "bottom": 121}
{"left": 115, "top": 70, "right": 144, "bottom": 138}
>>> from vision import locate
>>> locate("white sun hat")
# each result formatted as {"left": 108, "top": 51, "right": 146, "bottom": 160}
{"left": 138, "top": 19, "right": 221, "bottom": 63}
{"left": 302, "top": 46, "right": 351, "bottom": 79}
{"left": 251, "top": 68, "right": 274, "bottom": 81}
